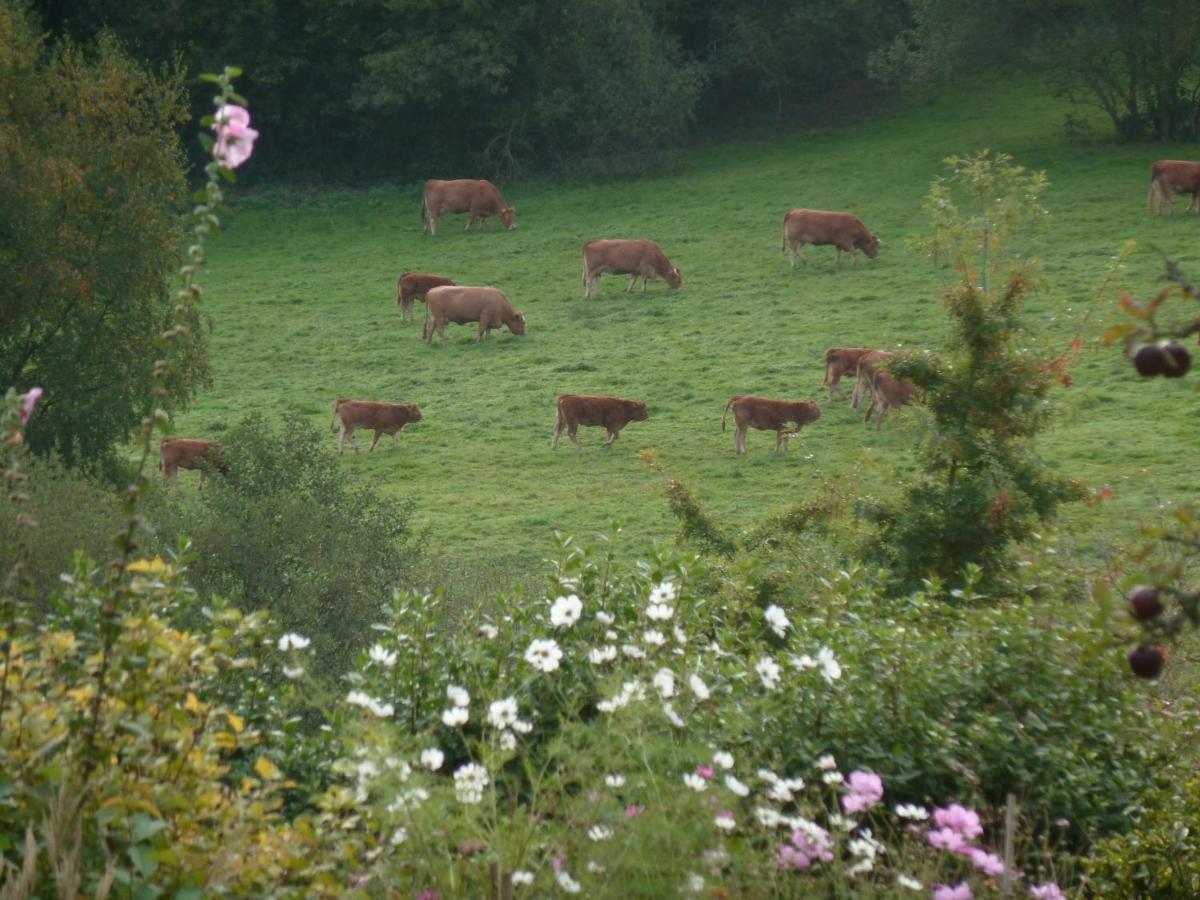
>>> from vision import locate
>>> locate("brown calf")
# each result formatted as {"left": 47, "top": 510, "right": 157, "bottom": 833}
{"left": 397, "top": 272, "right": 455, "bottom": 321}
{"left": 1148, "top": 160, "right": 1200, "bottom": 215}
{"left": 582, "top": 239, "right": 682, "bottom": 298}
{"left": 863, "top": 370, "right": 919, "bottom": 430}
{"left": 552, "top": 394, "right": 649, "bottom": 452}
{"left": 850, "top": 350, "right": 895, "bottom": 409}
{"left": 423, "top": 285, "right": 526, "bottom": 345}
{"left": 330, "top": 399, "right": 423, "bottom": 455}
{"left": 782, "top": 209, "right": 881, "bottom": 268}
{"left": 823, "top": 348, "right": 877, "bottom": 401}
{"left": 421, "top": 179, "right": 516, "bottom": 235}
{"left": 160, "top": 438, "right": 225, "bottom": 484}
{"left": 721, "top": 396, "right": 821, "bottom": 455}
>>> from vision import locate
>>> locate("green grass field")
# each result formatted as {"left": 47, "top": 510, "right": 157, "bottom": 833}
{"left": 186, "top": 78, "right": 1200, "bottom": 578}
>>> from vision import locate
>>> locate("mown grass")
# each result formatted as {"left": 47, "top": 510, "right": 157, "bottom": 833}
{"left": 184, "top": 78, "right": 1200, "bottom": 579}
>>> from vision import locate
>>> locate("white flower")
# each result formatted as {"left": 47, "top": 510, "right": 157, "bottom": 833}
{"left": 556, "top": 870, "right": 581, "bottom": 893}
{"left": 346, "top": 690, "right": 372, "bottom": 709}
{"left": 674, "top": 626, "right": 689, "bottom": 645}
{"left": 550, "top": 594, "right": 582, "bottom": 628}
{"left": 589, "top": 645, "right": 618, "bottom": 665}
{"left": 420, "top": 747, "right": 444, "bottom": 770}
{"left": 278, "top": 633, "right": 310, "bottom": 651}
{"left": 828, "top": 812, "right": 855, "bottom": 831}
{"left": 477, "top": 623, "right": 498, "bottom": 640}
{"left": 389, "top": 826, "right": 408, "bottom": 846}
{"left": 818, "top": 646, "right": 842, "bottom": 683}
{"left": 849, "top": 836, "right": 881, "bottom": 860}
{"left": 755, "top": 806, "right": 784, "bottom": 827}
{"left": 525, "top": 638, "right": 563, "bottom": 672}
{"left": 511, "top": 871, "right": 534, "bottom": 886}
{"left": 712, "top": 751, "right": 734, "bottom": 770}
{"left": 683, "top": 773, "right": 708, "bottom": 792}
{"left": 689, "top": 674, "right": 710, "bottom": 701}
{"left": 499, "top": 730, "right": 516, "bottom": 751}
{"left": 355, "top": 760, "right": 379, "bottom": 782}
{"left": 643, "top": 629, "right": 667, "bottom": 647}
{"left": 684, "top": 873, "right": 706, "bottom": 894}
{"left": 588, "top": 824, "right": 613, "bottom": 841}
{"left": 816, "top": 754, "right": 837, "bottom": 771}
{"left": 782, "top": 776, "right": 805, "bottom": 792}
{"left": 367, "top": 698, "right": 394, "bottom": 718}
{"left": 512, "top": 718, "right": 533, "bottom": 734}
{"left": 757, "top": 768, "right": 780, "bottom": 783}
{"left": 595, "top": 610, "right": 615, "bottom": 626}
{"left": 586, "top": 861, "right": 606, "bottom": 874}
{"left": 714, "top": 811, "right": 736, "bottom": 831}
{"left": 895, "top": 803, "right": 929, "bottom": 820}
{"left": 756, "top": 656, "right": 782, "bottom": 690}
{"left": 446, "top": 684, "right": 470, "bottom": 707}
{"left": 605, "top": 773, "right": 625, "bottom": 788}
{"left": 846, "top": 858, "right": 874, "bottom": 876}
{"left": 767, "top": 781, "right": 795, "bottom": 802}
{"left": 369, "top": 643, "right": 398, "bottom": 667}
{"left": 622, "top": 643, "right": 646, "bottom": 660}
{"left": 662, "top": 702, "right": 685, "bottom": 728}
{"left": 282, "top": 665, "right": 304, "bottom": 679}
{"left": 764, "top": 604, "right": 791, "bottom": 637}
{"left": 442, "top": 706, "right": 469, "bottom": 727}
{"left": 604, "top": 629, "right": 618, "bottom": 642}
{"left": 453, "top": 762, "right": 489, "bottom": 805}
{"left": 487, "top": 696, "right": 519, "bottom": 729}
{"left": 646, "top": 602, "right": 674, "bottom": 621}
{"left": 897, "top": 874, "right": 923, "bottom": 891}
{"left": 386, "top": 787, "right": 429, "bottom": 812}
{"left": 649, "top": 580, "right": 677, "bottom": 604}
{"left": 724, "top": 775, "right": 750, "bottom": 797}
{"left": 822, "top": 771, "right": 844, "bottom": 785}
{"left": 653, "top": 668, "right": 676, "bottom": 699}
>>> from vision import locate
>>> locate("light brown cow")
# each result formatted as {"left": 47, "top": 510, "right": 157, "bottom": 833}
{"left": 863, "top": 370, "right": 918, "bottom": 430}
{"left": 423, "top": 285, "right": 527, "bottom": 345}
{"left": 160, "top": 438, "right": 225, "bottom": 484}
{"left": 582, "top": 239, "right": 682, "bottom": 298}
{"left": 721, "top": 396, "right": 821, "bottom": 455}
{"left": 397, "top": 272, "right": 456, "bottom": 321}
{"left": 823, "top": 348, "right": 877, "bottom": 401}
{"left": 330, "top": 399, "right": 423, "bottom": 455}
{"left": 782, "top": 209, "right": 881, "bottom": 268}
{"left": 850, "top": 350, "right": 895, "bottom": 410}
{"left": 1148, "top": 160, "right": 1200, "bottom": 215}
{"left": 552, "top": 394, "right": 649, "bottom": 452}
{"left": 421, "top": 179, "right": 516, "bottom": 235}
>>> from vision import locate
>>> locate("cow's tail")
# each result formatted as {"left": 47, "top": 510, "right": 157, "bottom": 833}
{"left": 1148, "top": 165, "right": 1165, "bottom": 211}
{"left": 420, "top": 190, "right": 428, "bottom": 228}
{"left": 721, "top": 396, "right": 737, "bottom": 432}
{"left": 780, "top": 216, "right": 788, "bottom": 252}
{"left": 396, "top": 273, "right": 405, "bottom": 304}
{"left": 330, "top": 398, "right": 345, "bottom": 433}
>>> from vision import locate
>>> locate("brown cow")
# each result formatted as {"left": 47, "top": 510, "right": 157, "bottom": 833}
{"left": 397, "top": 272, "right": 456, "bottom": 322}
{"left": 851, "top": 350, "right": 895, "bottom": 410}
{"left": 782, "top": 209, "right": 880, "bottom": 268}
{"left": 330, "top": 399, "right": 423, "bottom": 455}
{"left": 863, "top": 370, "right": 918, "bottom": 431}
{"left": 160, "top": 438, "right": 225, "bottom": 484}
{"left": 721, "top": 396, "right": 821, "bottom": 455}
{"left": 552, "top": 394, "right": 649, "bottom": 452}
{"left": 423, "top": 285, "right": 527, "bottom": 345}
{"left": 582, "top": 239, "right": 682, "bottom": 298}
{"left": 421, "top": 179, "right": 516, "bottom": 235}
{"left": 1148, "top": 160, "right": 1200, "bottom": 215}
{"left": 823, "top": 348, "right": 877, "bottom": 401}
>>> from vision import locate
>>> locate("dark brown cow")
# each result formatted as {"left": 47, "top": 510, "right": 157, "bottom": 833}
{"left": 421, "top": 179, "right": 516, "bottom": 235}
{"left": 397, "top": 272, "right": 456, "bottom": 322}
{"left": 1149, "top": 160, "right": 1200, "bottom": 215}
{"left": 823, "top": 348, "right": 877, "bottom": 401}
{"left": 330, "top": 399, "right": 423, "bottom": 455}
{"left": 582, "top": 239, "right": 682, "bottom": 298}
{"left": 782, "top": 209, "right": 880, "bottom": 268}
{"left": 552, "top": 394, "right": 649, "bottom": 452}
{"left": 423, "top": 285, "right": 526, "bottom": 345}
{"left": 851, "top": 350, "right": 895, "bottom": 410}
{"left": 721, "top": 396, "right": 821, "bottom": 455}
{"left": 160, "top": 438, "right": 225, "bottom": 484}
{"left": 863, "top": 370, "right": 918, "bottom": 430}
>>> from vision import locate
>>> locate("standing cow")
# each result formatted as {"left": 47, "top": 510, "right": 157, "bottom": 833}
{"left": 582, "top": 239, "right": 682, "bottom": 298}
{"left": 552, "top": 394, "right": 649, "bottom": 452}
{"left": 863, "top": 370, "right": 918, "bottom": 430}
{"left": 160, "top": 438, "right": 225, "bottom": 484}
{"left": 823, "top": 348, "right": 877, "bottom": 401}
{"left": 330, "top": 399, "right": 423, "bottom": 455}
{"left": 721, "top": 396, "right": 821, "bottom": 454}
{"left": 782, "top": 209, "right": 880, "bottom": 268}
{"left": 1148, "top": 160, "right": 1200, "bottom": 215}
{"left": 423, "top": 285, "right": 527, "bottom": 345}
{"left": 421, "top": 179, "right": 516, "bottom": 235}
{"left": 850, "top": 350, "right": 895, "bottom": 410}
{"left": 397, "top": 272, "right": 455, "bottom": 321}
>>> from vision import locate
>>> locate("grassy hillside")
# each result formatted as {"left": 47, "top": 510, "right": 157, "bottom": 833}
{"left": 185, "top": 79, "right": 1200, "bottom": 578}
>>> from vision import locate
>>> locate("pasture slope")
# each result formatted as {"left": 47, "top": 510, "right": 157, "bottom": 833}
{"left": 188, "top": 78, "right": 1200, "bottom": 580}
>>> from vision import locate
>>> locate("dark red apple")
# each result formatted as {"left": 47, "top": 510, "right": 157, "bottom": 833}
{"left": 1133, "top": 344, "right": 1166, "bottom": 377}
{"left": 1128, "top": 645, "right": 1164, "bottom": 679}
{"left": 1129, "top": 586, "right": 1163, "bottom": 621}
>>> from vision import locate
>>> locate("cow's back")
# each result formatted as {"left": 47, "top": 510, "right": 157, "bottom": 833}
{"left": 786, "top": 209, "right": 866, "bottom": 239}
{"left": 427, "top": 285, "right": 511, "bottom": 322}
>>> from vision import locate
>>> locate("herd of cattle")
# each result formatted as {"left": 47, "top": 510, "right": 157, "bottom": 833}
{"left": 160, "top": 159, "right": 1200, "bottom": 480}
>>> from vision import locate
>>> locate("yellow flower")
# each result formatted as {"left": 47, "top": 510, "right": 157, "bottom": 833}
{"left": 127, "top": 556, "right": 172, "bottom": 575}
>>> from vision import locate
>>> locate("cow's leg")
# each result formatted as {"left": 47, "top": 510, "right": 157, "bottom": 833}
{"left": 788, "top": 242, "right": 797, "bottom": 268}
{"left": 568, "top": 425, "right": 582, "bottom": 453}
{"left": 641, "top": 275, "right": 648, "bottom": 293}
{"left": 775, "top": 429, "right": 785, "bottom": 452}
{"left": 875, "top": 404, "right": 887, "bottom": 431}
{"left": 604, "top": 427, "right": 620, "bottom": 446}
{"left": 338, "top": 423, "right": 350, "bottom": 455}
{"left": 369, "top": 430, "right": 383, "bottom": 451}
{"left": 735, "top": 425, "right": 747, "bottom": 455}
{"left": 834, "top": 248, "right": 843, "bottom": 268}
{"left": 391, "top": 431, "right": 400, "bottom": 448}
{"left": 464, "top": 214, "right": 476, "bottom": 232}
{"left": 552, "top": 420, "right": 563, "bottom": 449}
{"left": 626, "top": 274, "right": 637, "bottom": 293}
{"left": 438, "top": 321, "right": 448, "bottom": 347}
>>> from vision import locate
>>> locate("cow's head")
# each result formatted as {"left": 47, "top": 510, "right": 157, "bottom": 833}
{"left": 795, "top": 402, "right": 822, "bottom": 427}
{"left": 860, "top": 234, "right": 881, "bottom": 259}
{"left": 507, "top": 312, "right": 527, "bottom": 335}
{"left": 499, "top": 207, "right": 517, "bottom": 230}
{"left": 630, "top": 400, "right": 650, "bottom": 422}
{"left": 665, "top": 266, "right": 683, "bottom": 289}
{"left": 409, "top": 404, "right": 424, "bottom": 422}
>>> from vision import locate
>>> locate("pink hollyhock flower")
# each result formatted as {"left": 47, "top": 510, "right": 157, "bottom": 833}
{"left": 790, "top": 829, "right": 834, "bottom": 863}
{"left": 212, "top": 104, "right": 259, "bottom": 169}
{"left": 777, "top": 843, "right": 812, "bottom": 871}
{"left": 841, "top": 770, "right": 884, "bottom": 813}
{"left": 931, "top": 883, "right": 973, "bottom": 900}
{"left": 625, "top": 805, "right": 644, "bottom": 818}
{"left": 696, "top": 766, "right": 715, "bottom": 780}
{"left": 933, "top": 804, "right": 983, "bottom": 840}
{"left": 1029, "top": 884, "right": 1066, "bottom": 900}
{"left": 19, "top": 387, "right": 41, "bottom": 424}
{"left": 962, "top": 847, "right": 1005, "bottom": 876}
{"left": 927, "top": 827, "right": 966, "bottom": 851}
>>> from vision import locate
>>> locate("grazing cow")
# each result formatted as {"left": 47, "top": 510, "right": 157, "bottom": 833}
{"left": 329, "top": 399, "right": 423, "bottom": 455}
{"left": 582, "top": 239, "right": 682, "bottom": 298}
{"left": 160, "top": 438, "right": 225, "bottom": 484}
{"left": 863, "top": 370, "right": 918, "bottom": 430}
{"left": 1148, "top": 160, "right": 1200, "bottom": 215}
{"left": 823, "top": 348, "right": 877, "bottom": 401}
{"left": 421, "top": 179, "right": 516, "bottom": 235}
{"left": 397, "top": 272, "right": 456, "bottom": 322}
{"left": 782, "top": 209, "right": 880, "bottom": 268}
{"left": 721, "top": 396, "right": 821, "bottom": 454}
{"left": 850, "top": 350, "right": 895, "bottom": 410}
{"left": 552, "top": 394, "right": 649, "bottom": 452}
{"left": 423, "top": 285, "right": 527, "bottom": 345}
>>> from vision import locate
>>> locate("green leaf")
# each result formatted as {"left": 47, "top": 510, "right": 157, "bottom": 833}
{"left": 197, "top": 73, "right": 220, "bottom": 84}
{"left": 130, "top": 812, "right": 168, "bottom": 843}
{"left": 129, "top": 843, "right": 160, "bottom": 878}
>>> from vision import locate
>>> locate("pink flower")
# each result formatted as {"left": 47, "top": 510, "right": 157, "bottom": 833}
{"left": 212, "top": 104, "right": 258, "bottom": 169}
{"left": 19, "top": 387, "right": 41, "bottom": 424}
{"left": 1029, "top": 885, "right": 1065, "bottom": 900}
{"left": 962, "top": 847, "right": 1006, "bottom": 876}
{"left": 933, "top": 804, "right": 983, "bottom": 840}
{"left": 777, "top": 843, "right": 812, "bottom": 871}
{"left": 552, "top": 853, "right": 566, "bottom": 872}
{"left": 416, "top": 892, "right": 440, "bottom": 900}
{"left": 927, "top": 827, "right": 966, "bottom": 852}
{"left": 625, "top": 805, "right": 644, "bottom": 818}
{"left": 931, "top": 883, "right": 973, "bottom": 900}
{"left": 790, "top": 829, "right": 834, "bottom": 863}
{"left": 841, "top": 770, "right": 884, "bottom": 813}
{"left": 696, "top": 766, "right": 715, "bottom": 780}
{"left": 1053, "top": 818, "right": 1070, "bottom": 828}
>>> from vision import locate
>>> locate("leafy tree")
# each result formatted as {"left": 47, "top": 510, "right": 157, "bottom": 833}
{"left": 870, "top": 151, "right": 1077, "bottom": 589}
{"left": 0, "top": 4, "right": 206, "bottom": 469}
